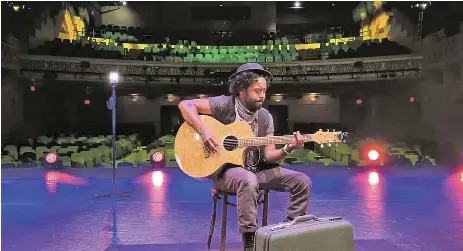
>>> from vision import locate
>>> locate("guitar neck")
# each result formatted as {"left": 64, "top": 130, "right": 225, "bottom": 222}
{"left": 238, "top": 134, "right": 313, "bottom": 147}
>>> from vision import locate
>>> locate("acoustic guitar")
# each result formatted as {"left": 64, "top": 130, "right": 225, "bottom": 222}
{"left": 174, "top": 115, "right": 348, "bottom": 178}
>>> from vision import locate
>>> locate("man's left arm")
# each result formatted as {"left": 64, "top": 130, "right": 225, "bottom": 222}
{"left": 263, "top": 114, "right": 304, "bottom": 163}
{"left": 262, "top": 114, "right": 287, "bottom": 163}
{"left": 263, "top": 133, "right": 288, "bottom": 163}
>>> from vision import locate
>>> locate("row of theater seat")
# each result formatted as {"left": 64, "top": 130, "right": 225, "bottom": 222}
{"left": 99, "top": 30, "right": 292, "bottom": 48}
{"left": 29, "top": 38, "right": 302, "bottom": 63}
{"left": 1, "top": 134, "right": 140, "bottom": 168}
{"left": 281, "top": 148, "right": 346, "bottom": 166}
{"left": 315, "top": 141, "right": 436, "bottom": 166}
{"left": 94, "top": 25, "right": 344, "bottom": 47}
{"left": 89, "top": 27, "right": 265, "bottom": 46}
{"left": 1, "top": 134, "right": 179, "bottom": 168}
{"left": 279, "top": 142, "right": 436, "bottom": 167}
{"left": 1, "top": 133, "right": 437, "bottom": 168}
{"left": 328, "top": 39, "right": 411, "bottom": 59}
{"left": 30, "top": 37, "right": 411, "bottom": 63}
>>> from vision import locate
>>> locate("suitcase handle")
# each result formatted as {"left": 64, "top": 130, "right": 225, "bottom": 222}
{"left": 290, "top": 215, "right": 318, "bottom": 225}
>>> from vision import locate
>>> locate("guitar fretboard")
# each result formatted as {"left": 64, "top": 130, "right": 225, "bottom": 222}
{"left": 237, "top": 134, "right": 313, "bottom": 147}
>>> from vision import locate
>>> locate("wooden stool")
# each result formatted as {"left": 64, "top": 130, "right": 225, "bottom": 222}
{"left": 207, "top": 183, "right": 274, "bottom": 251}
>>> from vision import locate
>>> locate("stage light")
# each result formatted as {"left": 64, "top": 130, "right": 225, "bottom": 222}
{"left": 360, "top": 142, "right": 385, "bottom": 166}
{"left": 368, "top": 150, "right": 379, "bottom": 161}
{"left": 150, "top": 151, "right": 165, "bottom": 167}
{"left": 409, "top": 96, "right": 415, "bottom": 102}
{"left": 84, "top": 99, "right": 90, "bottom": 105}
{"left": 130, "top": 95, "right": 140, "bottom": 102}
{"left": 109, "top": 72, "right": 119, "bottom": 85}
{"left": 418, "top": 2, "right": 429, "bottom": 10}
{"left": 42, "top": 152, "right": 63, "bottom": 169}
{"left": 271, "top": 94, "right": 283, "bottom": 102}
{"left": 308, "top": 95, "right": 317, "bottom": 101}
{"left": 289, "top": 1, "right": 303, "bottom": 9}
{"left": 368, "top": 171, "right": 379, "bottom": 185}
{"left": 151, "top": 151, "right": 164, "bottom": 163}
{"left": 30, "top": 86, "right": 36, "bottom": 91}
{"left": 45, "top": 153, "right": 58, "bottom": 164}
{"left": 167, "top": 94, "right": 177, "bottom": 102}
{"left": 356, "top": 99, "right": 362, "bottom": 105}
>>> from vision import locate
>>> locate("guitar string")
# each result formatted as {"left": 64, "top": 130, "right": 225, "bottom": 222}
{"left": 221, "top": 135, "right": 318, "bottom": 143}
{"left": 222, "top": 137, "right": 296, "bottom": 144}
{"left": 221, "top": 138, "right": 294, "bottom": 143}
{"left": 221, "top": 136, "right": 309, "bottom": 143}
{"left": 220, "top": 140, "right": 339, "bottom": 147}
{"left": 208, "top": 134, "right": 341, "bottom": 147}
{"left": 221, "top": 136, "right": 315, "bottom": 147}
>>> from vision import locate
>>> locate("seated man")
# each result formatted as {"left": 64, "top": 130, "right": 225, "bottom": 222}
{"left": 178, "top": 63, "right": 312, "bottom": 251}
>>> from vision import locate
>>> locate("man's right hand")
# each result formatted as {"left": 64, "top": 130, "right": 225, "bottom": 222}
{"left": 201, "top": 128, "right": 219, "bottom": 153}
{"left": 177, "top": 99, "right": 218, "bottom": 153}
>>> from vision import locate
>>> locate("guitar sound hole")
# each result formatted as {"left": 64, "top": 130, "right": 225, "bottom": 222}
{"left": 223, "top": 136, "right": 238, "bottom": 151}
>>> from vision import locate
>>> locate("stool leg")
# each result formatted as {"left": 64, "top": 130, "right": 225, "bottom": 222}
{"left": 220, "top": 195, "right": 228, "bottom": 251}
{"left": 207, "top": 196, "right": 218, "bottom": 249}
{"left": 262, "top": 191, "right": 269, "bottom": 226}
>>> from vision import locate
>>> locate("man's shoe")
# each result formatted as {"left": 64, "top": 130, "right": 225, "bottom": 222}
{"left": 242, "top": 232, "right": 255, "bottom": 251}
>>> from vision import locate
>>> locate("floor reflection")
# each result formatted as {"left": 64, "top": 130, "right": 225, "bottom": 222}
{"left": 443, "top": 169, "right": 463, "bottom": 240}
{"left": 2, "top": 167, "right": 462, "bottom": 251}
{"left": 44, "top": 170, "right": 88, "bottom": 194}
{"left": 134, "top": 169, "right": 167, "bottom": 219}
{"left": 351, "top": 170, "right": 385, "bottom": 239}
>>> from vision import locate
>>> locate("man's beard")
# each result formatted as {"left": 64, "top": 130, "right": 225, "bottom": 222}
{"left": 244, "top": 95, "right": 263, "bottom": 112}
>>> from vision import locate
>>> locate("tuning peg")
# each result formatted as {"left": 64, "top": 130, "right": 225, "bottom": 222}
{"left": 320, "top": 144, "right": 324, "bottom": 148}
{"left": 334, "top": 143, "right": 338, "bottom": 146}
{"left": 318, "top": 129, "right": 322, "bottom": 132}
{"left": 328, "top": 143, "right": 331, "bottom": 147}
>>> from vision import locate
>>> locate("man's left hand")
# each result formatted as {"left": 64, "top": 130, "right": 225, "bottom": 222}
{"left": 286, "top": 131, "right": 304, "bottom": 152}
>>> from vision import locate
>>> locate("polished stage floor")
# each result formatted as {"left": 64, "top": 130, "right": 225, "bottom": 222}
{"left": 2, "top": 165, "right": 463, "bottom": 251}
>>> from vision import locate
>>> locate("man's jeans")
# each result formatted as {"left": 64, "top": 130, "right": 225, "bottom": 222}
{"left": 210, "top": 166, "right": 312, "bottom": 233}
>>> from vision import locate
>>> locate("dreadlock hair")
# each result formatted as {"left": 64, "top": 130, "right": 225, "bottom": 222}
{"left": 228, "top": 70, "right": 272, "bottom": 97}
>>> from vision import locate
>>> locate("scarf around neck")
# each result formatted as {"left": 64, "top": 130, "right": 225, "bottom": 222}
{"left": 234, "top": 97, "right": 259, "bottom": 136}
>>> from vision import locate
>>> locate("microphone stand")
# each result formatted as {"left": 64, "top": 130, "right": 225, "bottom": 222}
{"left": 95, "top": 75, "right": 131, "bottom": 199}
{"left": 104, "top": 198, "right": 121, "bottom": 251}
{"left": 110, "top": 197, "right": 121, "bottom": 245}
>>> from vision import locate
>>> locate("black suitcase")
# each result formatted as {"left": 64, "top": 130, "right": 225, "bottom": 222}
{"left": 254, "top": 215, "right": 354, "bottom": 251}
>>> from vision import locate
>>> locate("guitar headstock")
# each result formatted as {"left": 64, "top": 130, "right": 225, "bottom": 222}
{"left": 312, "top": 129, "right": 349, "bottom": 145}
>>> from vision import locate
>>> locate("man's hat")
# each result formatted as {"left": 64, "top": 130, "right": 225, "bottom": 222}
{"left": 228, "top": 63, "right": 273, "bottom": 81}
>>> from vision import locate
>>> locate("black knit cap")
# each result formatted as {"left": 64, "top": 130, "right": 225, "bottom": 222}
{"left": 228, "top": 63, "right": 273, "bottom": 81}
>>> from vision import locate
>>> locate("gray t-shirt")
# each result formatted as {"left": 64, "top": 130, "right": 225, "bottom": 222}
{"left": 208, "top": 95, "right": 274, "bottom": 170}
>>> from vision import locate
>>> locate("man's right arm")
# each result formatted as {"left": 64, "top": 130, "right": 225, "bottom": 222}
{"left": 177, "top": 98, "right": 212, "bottom": 138}
{"left": 178, "top": 98, "right": 219, "bottom": 152}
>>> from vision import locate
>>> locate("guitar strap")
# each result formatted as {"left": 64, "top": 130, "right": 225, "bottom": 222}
{"left": 238, "top": 106, "right": 273, "bottom": 172}
{"left": 256, "top": 111, "right": 279, "bottom": 170}
{"left": 234, "top": 102, "right": 259, "bottom": 170}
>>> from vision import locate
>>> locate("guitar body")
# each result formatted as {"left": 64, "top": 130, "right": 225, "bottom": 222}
{"left": 174, "top": 115, "right": 255, "bottom": 178}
